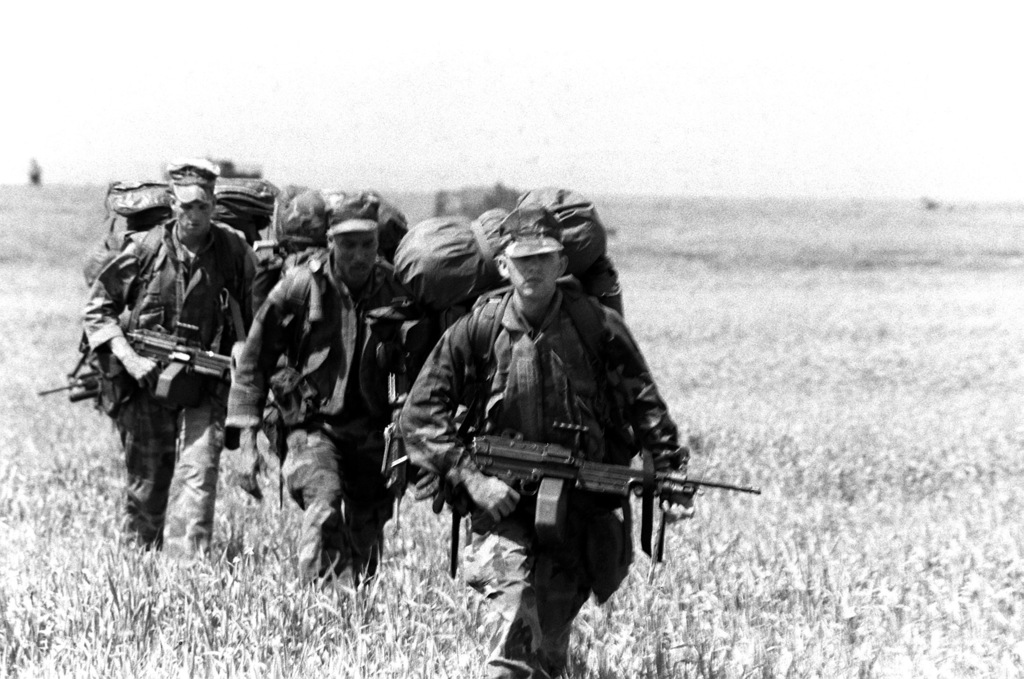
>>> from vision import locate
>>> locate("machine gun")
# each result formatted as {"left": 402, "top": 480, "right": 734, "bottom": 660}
{"left": 127, "top": 328, "right": 231, "bottom": 408}
{"left": 470, "top": 434, "right": 761, "bottom": 560}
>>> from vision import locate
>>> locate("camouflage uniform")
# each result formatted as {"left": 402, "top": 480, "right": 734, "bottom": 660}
{"left": 83, "top": 165, "right": 255, "bottom": 554}
{"left": 227, "top": 198, "right": 413, "bottom": 583}
{"left": 401, "top": 285, "right": 681, "bottom": 678}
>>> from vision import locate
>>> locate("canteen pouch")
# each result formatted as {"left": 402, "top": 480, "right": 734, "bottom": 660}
{"left": 268, "top": 366, "right": 319, "bottom": 427}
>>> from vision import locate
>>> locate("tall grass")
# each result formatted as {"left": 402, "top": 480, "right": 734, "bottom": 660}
{"left": 1, "top": 185, "right": 1022, "bottom": 677}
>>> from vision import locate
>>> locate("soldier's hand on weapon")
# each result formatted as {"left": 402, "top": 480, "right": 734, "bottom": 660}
{"left": 464, "top": 469, "right": 520, "bottom": 526}
{"left": 123, "top": 353, "right": 160, "bottom": 386}
{"left": 653, "top": 446, "right": 688, "bottom": 473}
{"left": 109, "top": 336, "right": 160, "bottom": 386}
{"left": 662, "top": 491, "right": 695, "bottom": 523}
{"left": 413, "top": 471, "right": 441, "bottom": 502}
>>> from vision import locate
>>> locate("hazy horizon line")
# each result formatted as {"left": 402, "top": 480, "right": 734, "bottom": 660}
{"left": 4, "top": 183, "right": 1019, "bottom": 208}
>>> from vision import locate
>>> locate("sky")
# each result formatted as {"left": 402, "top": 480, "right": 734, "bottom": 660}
{"left": 1, "top": 1, "right": 1021, "bottom": 201}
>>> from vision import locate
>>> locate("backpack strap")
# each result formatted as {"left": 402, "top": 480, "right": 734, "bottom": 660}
{"left": 459, "top": 288, "right": 512, "bottom": 438}
{"left": 126, "top": 227, "right": 168, "bottom": 332}
{"left": 447, "top": 289, "right": 510, "bottom": 578}
{"left": 557, "top": 280, "right": 608, "bottom": 369}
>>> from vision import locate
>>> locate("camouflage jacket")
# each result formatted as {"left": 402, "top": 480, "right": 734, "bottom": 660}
{"left": 399, "top": 288, "right": 681, "bottom": 492}
{"left": 226, "top": 251, "right": 411, "bottom": 430}
{"left": 83, "top": 221, "right": 255, "bottom": 355}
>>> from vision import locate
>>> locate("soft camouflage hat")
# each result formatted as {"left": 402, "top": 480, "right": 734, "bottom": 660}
{"left": 276, "top": 189, "right": 328, "bottom": 246}
{"left": 327, "top": 192, "right": 380, "bottom": 237}
{"left": 167, "top": 158, "right": 220, "bottom": 204}
{"left": 500, "top": 203, "right": 564, "bottom": 258}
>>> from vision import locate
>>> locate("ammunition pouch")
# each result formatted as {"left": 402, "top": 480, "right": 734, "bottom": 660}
{"left": 268, "top": 366, "right": 319, "bottom": 427}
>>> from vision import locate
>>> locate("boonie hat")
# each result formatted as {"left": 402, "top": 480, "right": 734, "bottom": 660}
{"left": 327, "top": 192, "right": 380, "bottom": 237}
{"left": 501, "top": 204, "right": 564, "bottom": 258}
{"left": 167, "top": 158, "right": 220, "bottom": 204}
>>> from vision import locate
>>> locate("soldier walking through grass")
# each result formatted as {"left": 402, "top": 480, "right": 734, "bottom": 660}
{"left": 226, "top": 193, "right": 417, "bottom": 585}
{"left": 400, "top": 204, "right": 695, "bottom": 678}
{"left": 82, "top": 159, "right": 255, "bottom": 555}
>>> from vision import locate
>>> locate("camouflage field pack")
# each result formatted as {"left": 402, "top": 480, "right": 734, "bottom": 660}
{"left": 105, "top": 181, "right": 172, "bottom": 217}
{"left": 392, "top": 212, "right": 506, "bottom": 312}
{"left": 215, "top": 178, "right": 279, "bottom": 244}
{"left": 395, "top": 188, "right": 623, "bottom": 315}
{"left": 515, "top": 187, "right": 608, "bottom": 277}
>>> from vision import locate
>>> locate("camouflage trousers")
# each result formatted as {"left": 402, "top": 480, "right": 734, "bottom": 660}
{"left": 283, "top": 426, "right": 394, "bottom": 584}
{"left": 115, "top": 389, "right": 224, "bottom": 555}
{"left": 463, "top": 501, "right": 633, "bottom": 679}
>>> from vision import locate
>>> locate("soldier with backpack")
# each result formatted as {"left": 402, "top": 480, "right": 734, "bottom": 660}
{"left": 82, "top": 159, "right": 255, "bottom": 555}
{"left": 226, "top": 192, "right": 422, "bottom": 585}
{"left": 399, "top": 204, "right": 694, "bottom": 678}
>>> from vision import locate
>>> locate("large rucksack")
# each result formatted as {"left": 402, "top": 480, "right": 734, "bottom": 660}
{"left": 395, "top": 188, "right": 624, "bottom": 316}
{"left": 214, "top": 178, "right": 278, "bottom": 245}
{"left": 513, "top": 187, "right": 623, "bottom": 315}
{"left": 392, "top": 212, "right": 506, "bottom": 312}
{"left": 83, "top": 181, "right": 173, "bottom": 286}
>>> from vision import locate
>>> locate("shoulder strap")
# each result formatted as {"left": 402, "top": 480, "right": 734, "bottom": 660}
{"left": 558, "top": 281, "right": 608, "bottom": 369}
{"left": 279, "top": 255, "right": 325, "bottom": 324}
{"left": 456, "top": 290, "right": 512, "bottom": 438}
{"left": 473, "top": 289, "right": 511, "bottom": 368}
{"left": 210, "top": 224, "right": 244, "bottom": 293}
{"left": 126, "top": 228, "right": 168, "bottom": 332}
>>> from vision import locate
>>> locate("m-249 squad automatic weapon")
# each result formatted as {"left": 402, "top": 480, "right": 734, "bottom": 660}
{"left": 127, "top": 328, "right": 231, "bottom": 407}
{"left": 470, "top": 434, "right": 761, "bottom": 560}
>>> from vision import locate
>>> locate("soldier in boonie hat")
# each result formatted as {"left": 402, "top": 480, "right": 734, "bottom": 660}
{"left": 500, "top": 203, "right": 564, "bottom": 258}
{"left": 326, "top": 191, "right": 381, "bottom": 237}
{"left": 167, "top": 158, "right": 220, "bottom": 205}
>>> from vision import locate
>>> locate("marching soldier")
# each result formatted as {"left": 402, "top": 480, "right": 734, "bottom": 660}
{"left": 82, "top": 159, "right": 255, "bottom": 555}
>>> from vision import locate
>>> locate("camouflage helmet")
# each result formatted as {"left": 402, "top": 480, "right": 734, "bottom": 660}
{"left": 274, "top": 189, "right": 328, "bottom": 246}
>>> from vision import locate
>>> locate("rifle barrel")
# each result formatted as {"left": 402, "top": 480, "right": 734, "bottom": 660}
{"left": 37, "top": 384, "right": 73, "bottom": 396}
{"left": 678, "top": 476, "right": 761, "bottom": 495}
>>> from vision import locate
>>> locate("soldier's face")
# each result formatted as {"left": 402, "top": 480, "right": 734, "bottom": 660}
{"left": 331, "top": 231, "right": 378, "bottom": 289}
{"left": 173, "top": 197, "right": 214, "bottom": 240}
{"left": 499, "top": 251, "right": 566, "bottom": 302}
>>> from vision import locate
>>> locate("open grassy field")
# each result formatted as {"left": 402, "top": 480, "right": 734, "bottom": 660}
{"left": 1, "top": 185, "right": 1022, "bottom": 678}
